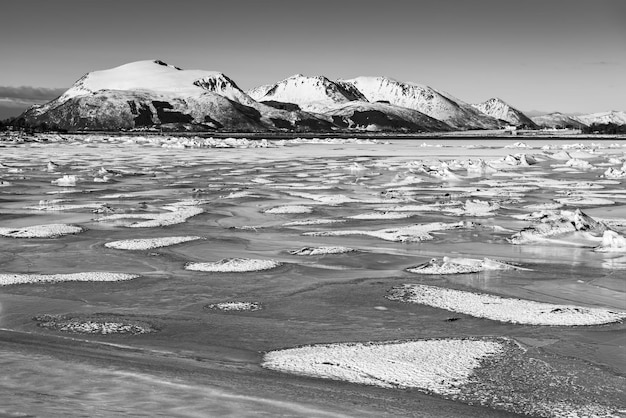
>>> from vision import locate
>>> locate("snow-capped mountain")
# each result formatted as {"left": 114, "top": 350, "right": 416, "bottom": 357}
{"left": 248, "top": 74, "right": 367, "bottom": 112}
{"left": 531, "top": 113, "right": 588, "bottom": 129}
{"left": 575, "top": 111, "right": 626, "bottom": 126}
{"left": 22, "top": 60, "right": 332, "bottom": 132}
{"left": 338, "top": 76, "right": 503, "bottom": 130}
{"left": 471, "top": 98, "right": 537, "bottom": 128}
{"left": 24, "top": 59, "right": 618, "bottom": 133}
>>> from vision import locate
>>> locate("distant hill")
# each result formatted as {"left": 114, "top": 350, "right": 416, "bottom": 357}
{"left": 472, "top": 98, "right": 537, "bottom": 128}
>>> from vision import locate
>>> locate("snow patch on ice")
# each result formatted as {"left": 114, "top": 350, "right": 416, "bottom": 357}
{"left": 0, "top": 272, "right": 138, "bottom": 286}
{"left": 105, "top": 236, "right": 203, "bottom": 250}
{"left": 305, "top": 221, "right": 473, "bottom": 242}
{"left": 407, "top": 257, "right": 527, "bottom": 274}
{"left": 206, "top": 301, "right": 261, "bottom": 311}
{"left": 265, "top": 205, "right": 313, "bottom": 214}
{"left": 0, "top": 224, "right": 83, "bottom": 238}
{"left": 185, "top": 258, "right": 282, "bottom": 272}
{"left": 262, "top": 338, "right": 504, "bottom": 393}
{"left": 289, "top": 246, "right": 355, "bottom": 256}
{"left": 388, "top": 284, "right": 626, "bottom": 326}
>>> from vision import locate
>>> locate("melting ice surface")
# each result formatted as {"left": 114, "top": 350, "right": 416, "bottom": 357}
{"left": 1, "top": 135, "right": 625, "bottom": 417}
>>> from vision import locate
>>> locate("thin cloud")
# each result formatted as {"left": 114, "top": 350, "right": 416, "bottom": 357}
{"left": 0, "top": 86, "right": 66, "bottom": 101}
{"left": 587, "top": 61, "right": 620, "bottom": 66}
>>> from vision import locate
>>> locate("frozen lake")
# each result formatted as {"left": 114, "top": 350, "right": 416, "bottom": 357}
{"left": 0, "top": 135, "right": 625, "bottom": 417}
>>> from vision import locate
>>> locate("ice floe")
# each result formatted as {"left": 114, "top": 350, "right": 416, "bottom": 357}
{"left": 104, "top": 236, "right": 203, "bottom": 250}
{"left": 347, "top": 212, "right": 414, "bottom": 220}
{"left": 443, "top": 200, "right": 500, "bottom": 217}
{"left": 289, "top": 246, "right": 355, "bottom": 256}
{"left": 304, "top": 221, "right": 473, "bottom": 242}
{"left": 0, "top": 224, "right": 83, "bottom": 238}
{"left": 407, "top": 257, "right": 528, "bottom": 274}
{"left": 34, "top": 314, "right": 156, "bottom": 334}
{"left": 96, "top": 204, "right": 203, "bottom": 228}
{"left": 205, "top": 301, "right": 261, "bottom": 311}
{"left": 509, "top": 209, "right": 608, "bottom": 245}
{"left": 388, "top": 284, "right": 626, "bottom": 326}
{"left": 283, "top": 219, "right": 346, "bottom": 226}
{"left": 0, "top": 272, "right": 139, "bottom": 286}
{"left": 185, "top": 258, "right": 282, "bottom": 272}
{"left": 264, "top": 205, "right": 313, "bottom": 214}
{"left": 262, "top": 338, "right": 504, "bottom": 393}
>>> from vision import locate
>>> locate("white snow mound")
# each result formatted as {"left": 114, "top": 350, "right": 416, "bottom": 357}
{"left": 185, "top": 258, "right": 282, "bottom": 272}
{"left": 388, "top": 284, "right": 626, "bottom": 326}
{"left": 0, "top": 224, "right": 83, "bottom": 238}
{"left": 407, "top": 257, "right": 528, "bottom": 275}
{"left": 0, "top": 272, "right": 139, "bottom": 286}
{"left": 289, "top": 246, "right": 355, "bottom": 256}
{"left": 262, "top": 338, "right": 504, "bottom": 393}
{"left": 105, "top": 236, "right": 203, "bottom": 250}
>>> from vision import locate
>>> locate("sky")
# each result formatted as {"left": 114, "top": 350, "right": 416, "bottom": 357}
{"left": 1, "top": 0, "right": 624, "bottom": 117}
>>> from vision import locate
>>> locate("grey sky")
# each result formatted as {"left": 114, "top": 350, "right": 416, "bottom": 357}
{"left": 1, "top": 0, "right": 624, "bottom": 114}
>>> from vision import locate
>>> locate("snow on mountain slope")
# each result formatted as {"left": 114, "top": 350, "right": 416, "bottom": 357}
{"left": 531, "top": 113, "right": 588, "bottom": 129}
{"left": 575, "top": 111, "right": 626, "bottom": 126}
{"left": 250, "top": 74, "right": 367, "bottom": 112}
{"left": 340, "top": 77, "right": 502, "bottom": 130}
{"left": 472, "top": 98, "right": 537, "bottom": 128}
{"left": 57, "top": 60, "right": 220, "bottom": 103}
{"left": 321, "top": 101, "right": 451, "bottom": 132}
{"left": 22, "top": 60, "right": 333, "bottom": 132}
{"left": 247, "top": 84, "right": 276, "bottom": 101}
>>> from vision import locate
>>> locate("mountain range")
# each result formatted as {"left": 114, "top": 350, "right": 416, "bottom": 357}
{"left": 14, "top": 60, "right": 626, "bottom": 132}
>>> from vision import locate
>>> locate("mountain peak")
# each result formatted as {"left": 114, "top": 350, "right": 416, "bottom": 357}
{"left": 249, "top": 74, "right": 366, "bottom": 112}
{"left": 472, "top": 97, "right": 536, "bottom": 128}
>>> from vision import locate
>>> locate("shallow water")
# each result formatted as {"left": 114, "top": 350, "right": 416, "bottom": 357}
{"left": 0, "top": 136, "right": 625, "bottom": 417}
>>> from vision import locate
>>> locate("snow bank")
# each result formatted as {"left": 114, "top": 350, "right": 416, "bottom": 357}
{"left": 0, "top": 272, "right": 138, "bottom": 286}
{"left": 105, "top": 236, "right": 203, "bottom": 250}
{"left": 185, "top": 258, "right": 282, "bottom": 272}
{"left": 263, "top": 338, "right": 504, "bottom": 393}
{"left": 407, "top": 257, "right": 527, "bottom": 275}
{"left": 289, "top": 246, "right": 355, "bottom": 256}
{"left": 0, "top": 224, "right": 83, "bottom": 238}
{"left": 388, "top": 284, "right": 626, "bottom": 326}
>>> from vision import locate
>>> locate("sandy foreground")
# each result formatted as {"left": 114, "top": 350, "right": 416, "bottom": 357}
{"left": 0, "top": 134, "right": 625, "bottom": 417}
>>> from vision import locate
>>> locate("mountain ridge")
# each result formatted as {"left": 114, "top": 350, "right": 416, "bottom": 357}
{"left": 14, "top": 60, "right": 625, "bottom": 132}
